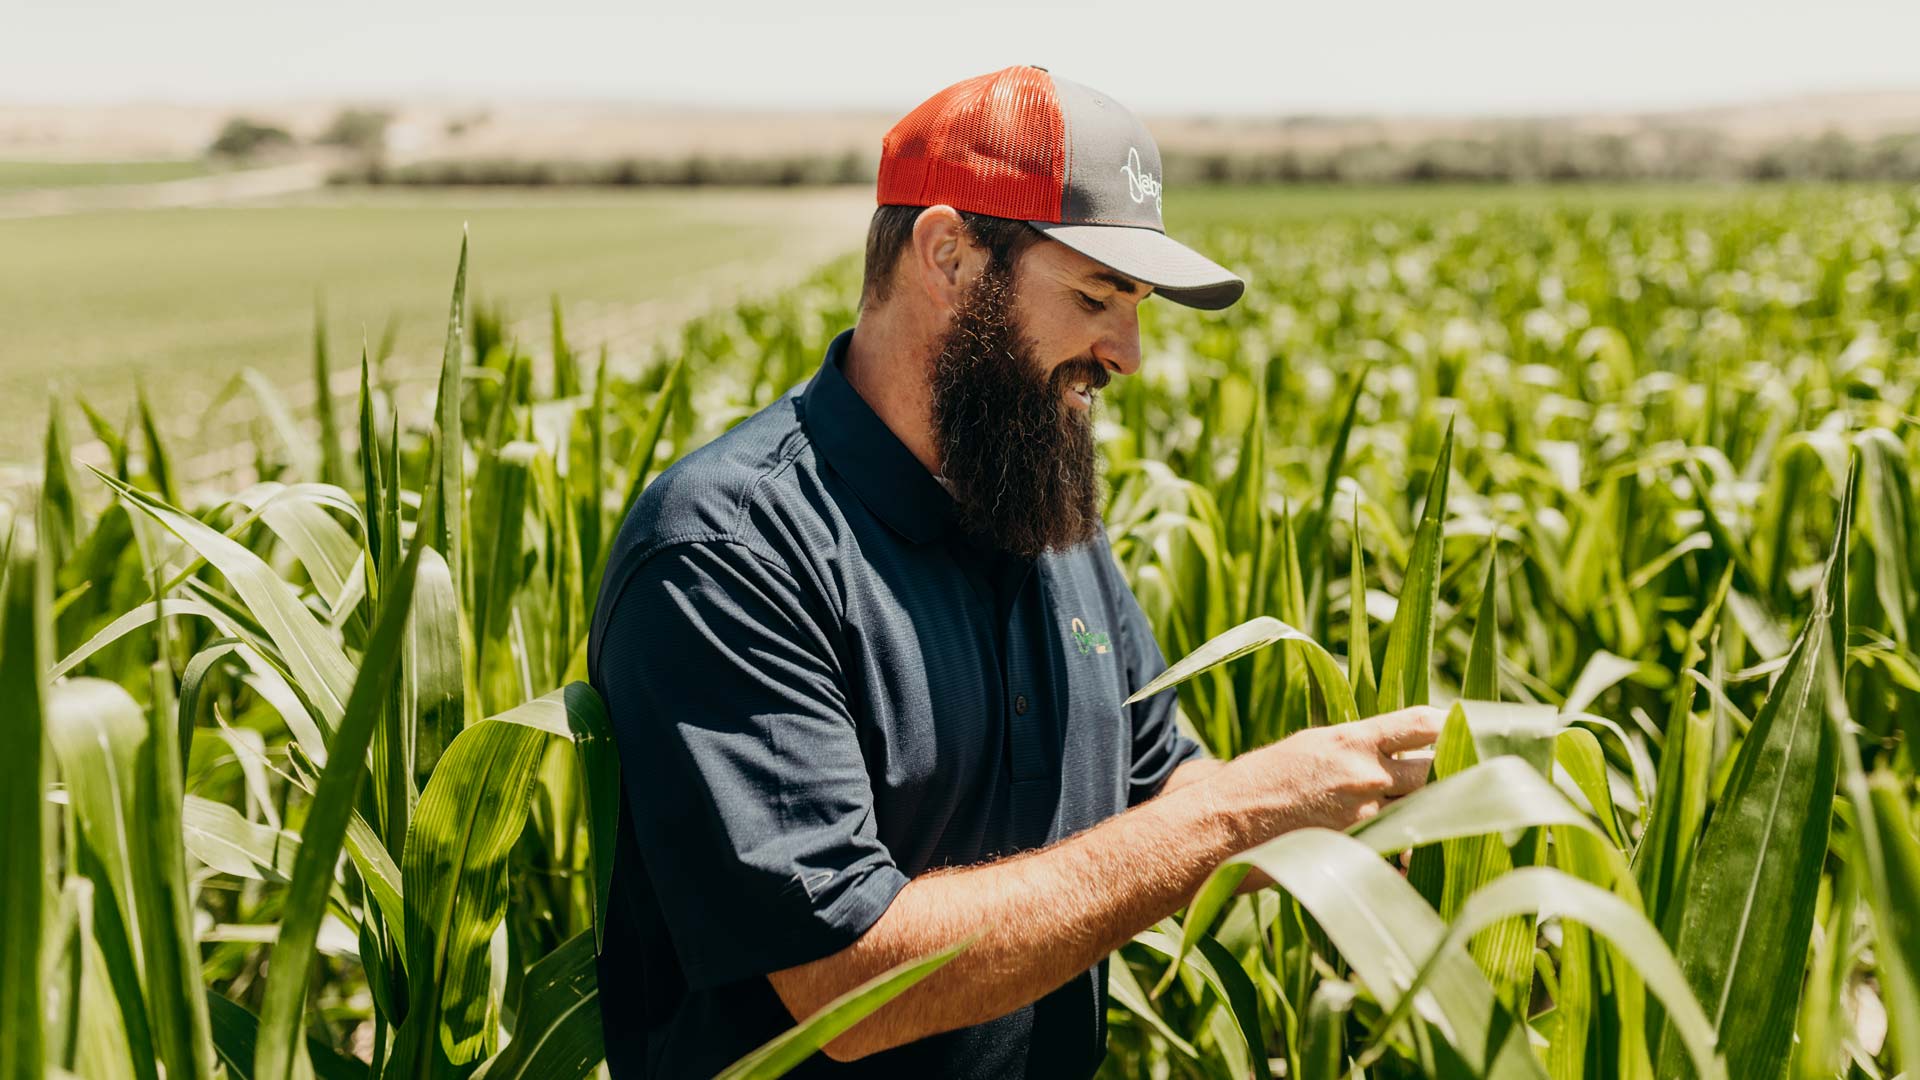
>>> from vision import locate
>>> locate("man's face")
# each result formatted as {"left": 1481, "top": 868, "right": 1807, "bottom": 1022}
{"left": 928, "top": 236, "right": 1151, "bottom": 558}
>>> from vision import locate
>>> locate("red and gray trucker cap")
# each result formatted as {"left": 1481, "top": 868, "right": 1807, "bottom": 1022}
{"left": 877, "top": 65, "right": 1246, "bottom": 310}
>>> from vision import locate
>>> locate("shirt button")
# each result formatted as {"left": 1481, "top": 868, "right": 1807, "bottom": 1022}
{"left": 1014, "top": 694, "right": 1029, "bottom": 715}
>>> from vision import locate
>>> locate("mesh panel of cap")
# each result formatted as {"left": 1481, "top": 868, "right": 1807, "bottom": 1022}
{"left": 876, "top": 65, "right": 1066, "bottom": 223}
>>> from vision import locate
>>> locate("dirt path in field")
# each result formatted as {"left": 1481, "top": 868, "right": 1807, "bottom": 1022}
{"left": 0, "top": 158, "right": 344, "bottom": 219}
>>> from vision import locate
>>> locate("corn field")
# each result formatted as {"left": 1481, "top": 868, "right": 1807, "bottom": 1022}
{"left": 3, "top": 184, "right": 1918, "bottom": 1080}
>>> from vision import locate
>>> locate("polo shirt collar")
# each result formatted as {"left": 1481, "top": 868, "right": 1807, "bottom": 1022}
{"left": 802, "top": 328, "right": 957, "bottom": 544}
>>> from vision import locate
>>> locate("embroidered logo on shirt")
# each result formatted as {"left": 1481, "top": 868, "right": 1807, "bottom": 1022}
{"left": 1070, "top": 617, "right": 1112, "bottom": 656}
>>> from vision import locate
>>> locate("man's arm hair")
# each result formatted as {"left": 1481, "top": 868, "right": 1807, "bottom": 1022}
{"left": 1158, "top": 757, "right": 1275, "bottom": 895}
{"left": 767, "top": 759, "right": 1247, "bottom": 1062}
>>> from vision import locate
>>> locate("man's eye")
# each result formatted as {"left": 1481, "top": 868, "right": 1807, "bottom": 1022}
{"left": 1077, "top": 291, "right": 1108, "bottom": 312}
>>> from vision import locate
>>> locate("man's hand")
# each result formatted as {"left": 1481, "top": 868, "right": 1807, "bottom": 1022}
{"left": 1211, "top": 705, "right": 1445, "bottom": 844}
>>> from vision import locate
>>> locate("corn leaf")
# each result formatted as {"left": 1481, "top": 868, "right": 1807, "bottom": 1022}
{"left": 0, "top": 516, "right": 49, "bottom": 1080}
{"left": 1378, "top": 419, "right": 1453, "bottom": 712}
{"left": 254, "top": 483, "right": 435, "bottom": 1080}
{"left": 468, "top": 932, "right": 601, "bottom": 1080}
{"left": 1654, "top": 458, "right": 1852, "bottom": 1079}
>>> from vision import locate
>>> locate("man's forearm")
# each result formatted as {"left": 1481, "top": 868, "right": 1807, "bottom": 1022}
{"left": 1158, "top": 757, "right": 1275, "bottom": 895}
{"left": 770, "top": 767, "right": 1254, "bottom": 1061}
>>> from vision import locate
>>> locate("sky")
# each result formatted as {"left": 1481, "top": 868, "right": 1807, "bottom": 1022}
{"left": 7, "top": 0, "right": 1920, "bottom": 115}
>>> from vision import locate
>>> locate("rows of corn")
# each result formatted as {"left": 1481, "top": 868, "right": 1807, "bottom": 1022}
{"left": 2, "top": 184, "right": 1917, "bottom": 1080}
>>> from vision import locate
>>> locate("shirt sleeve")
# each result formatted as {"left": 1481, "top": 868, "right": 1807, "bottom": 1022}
{"left": 1109, "top": 561, "right": 1211, "bottom": 808}
{"left": 593, "top": 539, "right": 908, "bottom": 991}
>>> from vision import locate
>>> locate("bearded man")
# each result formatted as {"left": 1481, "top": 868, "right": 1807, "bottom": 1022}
{"left": 586, "top": 65, "right": 1443, "bottom": 1078}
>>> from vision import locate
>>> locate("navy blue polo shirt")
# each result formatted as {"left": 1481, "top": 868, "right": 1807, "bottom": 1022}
{"left": 586, "top": 327, "right": 1206, "bottom": 1079}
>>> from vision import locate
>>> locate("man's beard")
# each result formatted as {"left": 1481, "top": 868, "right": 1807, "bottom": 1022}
{"left": 929, "top": 259, "right": 1109, "bottom": 558}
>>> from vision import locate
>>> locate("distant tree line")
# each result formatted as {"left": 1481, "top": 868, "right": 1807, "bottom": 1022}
{"left": 331, "top": 150, "right": 873, "bottom": 187}
{"left": 311, "top": 126, "right": 1920, "bottom": 187}
{"left": 1160, "top": 128, "right": 1920, "bottom": 184}
{"left": 207, "top": 108, "right": 392, "bottom": 160}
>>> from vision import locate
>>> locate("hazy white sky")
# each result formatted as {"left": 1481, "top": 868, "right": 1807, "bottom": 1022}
{"left": 7, "top": 0, "right": 1918, "bottom": 115}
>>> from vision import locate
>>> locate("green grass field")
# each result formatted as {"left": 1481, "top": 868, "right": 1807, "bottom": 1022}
{"left": 0, "top": 158, "right": 216, "bottom": 191}
{"left": 0, "top": 186, "right": 871, "bottom": 462}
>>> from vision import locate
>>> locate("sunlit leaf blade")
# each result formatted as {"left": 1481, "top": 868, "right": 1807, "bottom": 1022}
{"left": 1655, "top": 462, "right": 1852, "bottom": 1079}
{"left": 1126, "top": 614, "right": 1356, "bottom": 725}
{"left": 1134, "top": 928, "right": 1268, "bottom": 1074}
{"left": 82, "top": 465, "right": 358, "bottom": 742}
{"left": 47, "top": 679, "right": 162, "bottom": 1080}
{"left": 1349, "top": 501, "right": 1377, "bottom": 717}
{"left": 432, "top": 232, "right": 469, "bottom": 611}
{"left": 1633, "top": 566, "right": 1733, "bottom": 928}
{"left": 1220, "top": 827, "right": 1544, "bottom": 1078}
{"left": 1378, "top": 418, "right": 1452, "bottom": 712}
{"left": 396, "top": 717, "right": 548, "bottom": 1067}
{"left": 1464, "top": 547, "right": 1500, "bottom": 700}
{"left": 393, "top": 683, "right": 608, "bottom": 1067}
{"left": 468, "top": 931, "right": 601, "bottom": 1080}
{"left": 1375, "top": 868, "right": 1726, "bottom": 1080}
{"left": 1107, "top": 956, "right": 1199, "bottom": 1062}
{"left": 1300, "top": 979, "right": 1357, "bottom": 1080}
{"left": 0, "top": 515, "right": 49, "bottom": 1080}
{"left": 1866, "top": 772, "right": 1920, "bottom": 1067}
{"left": 255, "top": 485, "right": 435, "bottom": 1080}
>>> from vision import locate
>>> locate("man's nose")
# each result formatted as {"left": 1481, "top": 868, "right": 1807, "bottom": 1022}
{"left": 1094, "top": 307, "right": 1143, "bottom": 377}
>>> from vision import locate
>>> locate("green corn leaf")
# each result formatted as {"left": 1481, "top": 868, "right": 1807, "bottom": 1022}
{"left": 403, "top": 544, "right": 464, "bottom": 800}
{"left": 469, "top": 932, "right": 601, "bottom": 1080}
{"left": 358, "top": 348, "right": 386, "bottom": 571}
{"left": 1133, "top": 929, "right": 1268, "bottom": 1077}
{"left": 76, "top": 395, "right": 130, "bottom": 480}
{"left": 313, "top": 301, "right": 347, "bottom": 488}
{"left": 43, "top": 400, "right": 84, "bottom": 568}
{"left": 134, "top": 380, "right": 178, "bottom": 505}
{"left": 1633, "top": 566, "right": 1734, "bottom": 929}
{"left": 394, "top": 683, "right": 611, "bottom": 1069}
{"left": 1218, "top": 827, "right": 1544, "bottom": 1078}
{"left": 0, "top": 515, "right": 49, "bottom": 1080}
{"left": 1106, "top": 955, "right": 1199, "bottom": 1062}
{"left": 254, "top": 478, "right": 435, "bottom": 1080}
{"left": 1866, "top": 772, "right": 1920, "bottom": 1068}
{"left": 1125, "top": 614, "right": 1357, "bottom": 726}
{"left": 1349, "top": 501, "right": 1377, "bottom": 717}
{"left": 82, "top": 465, "right": 359, "bottom": 744}
{"left": 1371, "top": 868, "right": 1725, "bottom": 1080}
{"left": 1654, "top": 457, "right": 1852, "bottom": 1079}
{"left": 47, "top": 678, "right": 166, "bottom": 1080}
{"left": 712, "top": 936, "right": 972, "bottom": 1080}
{"left": 180, "top": 795, "right": 300, "bottom": 882}
{"left": 432, "top": 232, "right": 469, "bottom": 613}
{"left": 1463, "top": 547, "right": 1501, "bottom": 701}
{"left": 1299, "top": 979, "right": 1357, "bottom": 1080}
{"left": 1855, "top": 428, "right": 1913, "bottom": 645}
{"left": 605, "top": 356, "right": 684, "bottom": 588}
{"left": 1554, "top": 727, "right": 1625, "bottom": 848}
{"left": 1378, "top": 418, "right": 1453, "bottom": 712}
{"left": 470, "top": 440, "right": 537, "bottom": 708}
{"left": 1352, "top": 755, "right": 1617, "bottom": 877}
{"left": 205, "top": 991, "right": 367, "bottom": 1080}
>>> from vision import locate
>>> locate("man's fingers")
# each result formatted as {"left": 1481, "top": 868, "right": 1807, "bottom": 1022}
{"left": 1367, "top": 705, "right": 1447, "bottom": 752}
{"left": 1383, "top": 752, "right": 1432, "bottom": 794}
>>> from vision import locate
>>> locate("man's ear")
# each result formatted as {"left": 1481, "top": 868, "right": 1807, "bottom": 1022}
{"left": 908, "top": 205, "right": 978, "bottom": 314}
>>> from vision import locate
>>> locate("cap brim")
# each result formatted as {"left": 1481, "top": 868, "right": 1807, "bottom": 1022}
{"left": 1025, "top": 220, "right": 1245, "bottom": 310}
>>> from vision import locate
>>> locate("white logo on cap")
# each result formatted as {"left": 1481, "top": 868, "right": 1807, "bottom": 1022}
{"left": 1120, "top": 146, "right": 1162, "bottom": 213}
